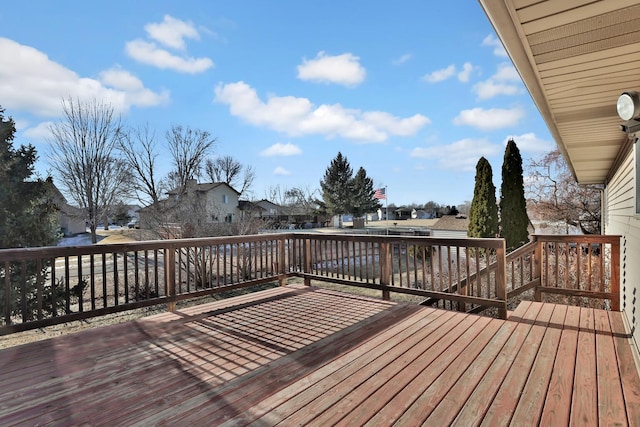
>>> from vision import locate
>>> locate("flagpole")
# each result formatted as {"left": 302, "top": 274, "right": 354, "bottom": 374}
{"left": 385, "top": 185, "right": 389, "bottom": 235}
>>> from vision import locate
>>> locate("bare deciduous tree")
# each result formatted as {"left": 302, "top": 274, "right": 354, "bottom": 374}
{"left": 526, "top": 149, "right": 602, "bottom": 234}
{"left": 117, "top": 124, "right": 164, "bottom": 205}
{"left": 48, "top": 98, "right": 126, "bottom": 243}
{"left": 166, "top": 125, "right": 216, "bottom": 195}
{"left": 205, "top": 155, "right": 255, "bottom": 196}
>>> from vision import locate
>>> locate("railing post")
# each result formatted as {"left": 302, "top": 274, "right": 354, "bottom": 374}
{"left": 495, "top": 240, "right": 507, "bottom": 319}
{"left": 533, "top": 237, "right": 542, "bottom": 302}
{"left": 304, "top": 238, "right": 312, "bottom": 286}
{"left": 165, "top": 247, "right": 176, "bottom": 312}
{"left": 4, "top": 261, "right": 11, "bottom": 325}
{"left": 610, "top": 237, "right": 621, "bottom": 311}
{"left": 380, "top": 242, "right": 391, "bottom": 300}
{"left": 278, "top": 238, "right": 287, "bottom": 287}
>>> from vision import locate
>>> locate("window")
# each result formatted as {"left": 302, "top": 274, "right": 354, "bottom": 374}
{"left": 225, "top": 214, "right": 233, "bottom": 223}
{"left": 222, "top": 194, "right": 228, "bottom": 204}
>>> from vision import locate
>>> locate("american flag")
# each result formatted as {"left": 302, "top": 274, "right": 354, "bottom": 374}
{"left": 373, "top": 187, "right": 386, "bottom": 200}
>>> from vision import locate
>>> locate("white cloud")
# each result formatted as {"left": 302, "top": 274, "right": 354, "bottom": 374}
{"left": 411, "top": 138, "right": 501, "bottom": 171}
{"left": 125, "top": 39, "right": 213, "bottom": 74}
{"left": 261, "top": 142, "right": 302, "bottom": 156}
{"left": 22, "top": 121, "right": 54, "bottom": 141}
{"left": 503, "top": 133, "right": 555, "bottom": 153}
{"left": 473, "top": 80, "right": 521, "bottom": 99}
{"left": 214, "top": 81, "right": 429, "bottom": 142}
{"left": 145, "top": 15, "right": 199, "bottom": 51}
{"left": 392, "top": 53, "right": 412, "bottom": 66}
{"left": 423, "top": 63, "right": 475, "bottom": 83}
{"left": 99, "top": 68, "right": 170, "bottom": 107}
{"left": 297, "top": 52, "right": 366, "bottom": 86}
{"left": 423, "top": 64, "right": 455, "bottom": 83}
{"left": 0, "top": 37, "right": 169, "bottom": 117}
{"left": 273, "top": 166, "right": 292, "bottom": 176}
{"left": 453, "top": 107, "right": 525, "bottom": 131}
{"left": 457, "top": 62, "right": 475, "bottom": 83}
{"left": 493, "top": 63, "right": 520, "bottom": 81}
{"left": 482, "top": 34, "right": 508, "bottom": 58}
{"left": 473, "top": 63, "right": 523, "bottom": 100}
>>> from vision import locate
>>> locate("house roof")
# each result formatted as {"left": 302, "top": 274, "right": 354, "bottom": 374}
{"left": 238, "top": 200, "right": 266, "bottom": 212}
{"left": 430, "top": 215, "right": 470, "bottom": 232}
{"left": 479, "top": 0, "right": 639, "bottom": 185}
{"left": 167, "top": 181, "right": 240, "bottom": 195}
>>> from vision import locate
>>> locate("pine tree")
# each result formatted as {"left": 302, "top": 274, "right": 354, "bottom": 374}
{"left": 500, "top": 139, "right": 529, "bottom": 250}
{"left": 0, "top": 106, "right": 62, "bottom": 322}
{"left": 350, "top": 167, "right": 381, "bottom": 218}
{"left": 0, "top": 108, "right": 58, "bottom": 249}
{"left": 468, "top": 157, "right": 499, "bottom": 238}
{"left": 319, "top": 152, "right": 354, "bottom": 215}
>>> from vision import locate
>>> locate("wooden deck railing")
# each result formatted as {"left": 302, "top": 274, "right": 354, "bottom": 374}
{"left": 288, "top": 234, "right": 507, "bottom": 317}
{"left": 0, "top": 232, "right": 620, "bottom": 335}
{"left": 0, "top": 234, "right": 290, "bottom": 335}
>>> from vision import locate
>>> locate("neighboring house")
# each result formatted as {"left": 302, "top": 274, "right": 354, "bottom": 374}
{"left": 480, "top": 0, "right": 640, "bottom": 351}
{"left": 238, "top": 200, "right": 266, "bottom": 220}
{"left": 428, "top": 215, "right": 470, "bottom": 268}
{"left": 394, "top": 208, "right": 413, "bottom": 220}
{"left": 429, "top": 215, "right": 469, "bottom": 240}
{"left": 412, "top": 209, "right": 432, "bottom": 219}
{"left": 165, "top": 180, "right": 241, "bottom": 223}
{"left": 255, "top": 199, "right": 282, "bottom": 219}
{"left": 140, "top": 180, "right": 242, "bottom": 231}
{"left": 48, "top": 183, "right": 86, "bottom": 236}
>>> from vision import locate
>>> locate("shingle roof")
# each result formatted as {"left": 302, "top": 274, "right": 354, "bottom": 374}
{"left": 430, "top": 215, "right": 469, "bottom": 232}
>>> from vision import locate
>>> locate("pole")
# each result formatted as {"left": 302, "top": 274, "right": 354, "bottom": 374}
{"left": 385, "top": 186, "right": 389, "bottom": 235}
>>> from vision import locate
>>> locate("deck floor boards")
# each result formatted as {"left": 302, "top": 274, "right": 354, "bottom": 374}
{"left": 0, "top": 284, "right": 639, "bottom": 426}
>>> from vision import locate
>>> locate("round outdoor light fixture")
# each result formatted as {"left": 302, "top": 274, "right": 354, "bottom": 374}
{"left": 617, "top": 91, "right": 640, "bottom": 121}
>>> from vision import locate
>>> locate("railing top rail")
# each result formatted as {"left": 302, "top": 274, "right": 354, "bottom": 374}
{"left": 0, "top": 232, "right": 507, "bottom": 263}
{"left": 506, "top": 240, "right": 538, "bottom": 260}
{"left": 289, "top": 233, "right": 505, "bottom": 248}
{"left": 0, "top": 233, "right": 295, "bottom": 262}
{"left": 532, "top": 234, "right": 621, "bottom": 244}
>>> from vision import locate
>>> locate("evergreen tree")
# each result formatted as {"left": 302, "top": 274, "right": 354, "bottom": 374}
{"left": 319, "top": 152, "right": 381, "bottom": 219}
{"left": 319, "top": 152, "right": 354, "bottom": 215}
{"left": 500, "top": 139, "right": 529, "bottom": 250}
{"left": 0, "top": 108, "right": 58, "bottom": 248}
{"left": 350, "top": 167, "right": 381, "bottom": 218}
{"left": 468, "top": 157, "right": 499, "bottom": 238}
{"left": 0, "top": 106, "right": 63, "bottom": 322}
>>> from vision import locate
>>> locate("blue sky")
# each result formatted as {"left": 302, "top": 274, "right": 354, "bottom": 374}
{"left": 0, "top": 1, "right": 555, "bottom": 207}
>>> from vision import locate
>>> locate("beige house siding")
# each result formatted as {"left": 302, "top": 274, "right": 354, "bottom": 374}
{"left": 204, "top": 186, "right": 239, "bottom": 223}
{"left": 605, "top": 147, "right": 640, "bottom": 350}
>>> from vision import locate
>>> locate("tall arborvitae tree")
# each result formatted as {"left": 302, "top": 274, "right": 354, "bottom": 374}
{"left": 351, "top": 167, "right": 381, "bottom": 218}
{"left": 500, "top": 139, "right": 529, "bottom": 249}
{"left": 319, "top": 152, "right": 354, "bottom": 215}
{"left": 468, "top": 157, "right": 499, "bottom": 238}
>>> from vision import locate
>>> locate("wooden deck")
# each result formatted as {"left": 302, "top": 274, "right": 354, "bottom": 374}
{"left": 0, "top": 285, "right": 639, "bottom": 426}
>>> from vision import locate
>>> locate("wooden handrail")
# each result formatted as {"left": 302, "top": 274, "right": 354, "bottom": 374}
{"left": 0, "top": 232, "right": 621, "bottom": 335}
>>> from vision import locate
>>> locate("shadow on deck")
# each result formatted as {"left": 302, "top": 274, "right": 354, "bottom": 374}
{"left": 0, "top": 284, "right": 638, "bottom": 425}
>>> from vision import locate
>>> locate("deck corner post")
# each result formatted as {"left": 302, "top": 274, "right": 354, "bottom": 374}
{"left": 533, "top": 236, "right": 542, "bottom": 302}
{"left": 496, "top": 239, "right": 507, "bottom": 319}
{"left": 380, "top": 241, "right": 391, "bottom": 300}
{"left": 165, "top": 247, "right": 176, "bottom": 312}
{"left": 610, "top": 236, "right": 621, "bottom": 311}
